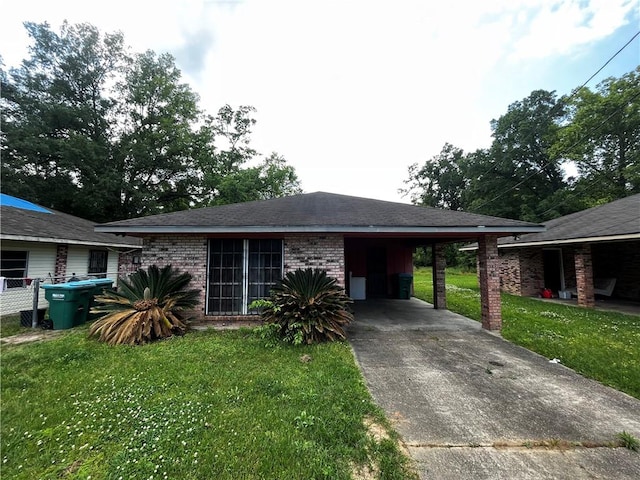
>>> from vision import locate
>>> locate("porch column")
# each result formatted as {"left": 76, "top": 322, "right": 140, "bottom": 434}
{"left": 574, "top": 244, "right": 595, "bottom": 308}
{"left": 432, "top": 243, "right": 447, "bottom": 309}
{"left": 478, "top": 235, "right": 502, "bottom": 330}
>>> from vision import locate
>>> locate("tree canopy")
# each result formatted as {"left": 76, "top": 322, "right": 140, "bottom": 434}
{"left": 1, "top": 21, "right": 301, "bottom": 222}
{"left": 404, "top": 67, "right": 640, "bottom": 223}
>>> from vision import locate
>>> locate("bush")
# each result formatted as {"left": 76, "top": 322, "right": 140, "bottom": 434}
{"left": 89, "top": 265, "right": 200, "bottom": 345}
{"left": 256, "top": 268, "right": 353, "bottom": 345}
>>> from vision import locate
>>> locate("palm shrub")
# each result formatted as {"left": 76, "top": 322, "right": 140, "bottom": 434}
{"left": 89, "top": 265, "right": 200, "bottom": 346}
{"left": 258, "top": 268, "right": 353, "bottom": 345}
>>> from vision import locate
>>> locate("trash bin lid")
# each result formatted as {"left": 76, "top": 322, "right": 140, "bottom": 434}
{"left": 88, "top": 278, "right": 114, "bottom": 286}
{"left": 42, "top": 281, "right": 95, "bottom": 290}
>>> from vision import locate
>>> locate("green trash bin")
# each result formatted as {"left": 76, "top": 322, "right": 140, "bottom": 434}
{"left": 75, "top": 278, "right": 114, "bottom": 320}
{"left": 397, "top": 273, "right": 413, "bottom": 299}
{"left": 42, "top": 282, "right": 94, "bottom": 329}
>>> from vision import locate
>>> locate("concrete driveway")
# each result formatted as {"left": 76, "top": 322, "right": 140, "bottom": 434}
{"left": 348, "top": 299, "right": 640, "bottom": 479}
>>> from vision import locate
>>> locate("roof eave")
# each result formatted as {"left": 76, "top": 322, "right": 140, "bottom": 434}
{"left": 95, "top": 225, "right": 545, "bottom": 235}
{"left": 460, "top": 232, "right": 640, "bottom": 251}
{"left": 0, "top": 234, "right": 142, "bottom": 249}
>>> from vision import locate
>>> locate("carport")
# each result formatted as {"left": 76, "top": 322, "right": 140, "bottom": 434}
{"left": 343, "top": 231, "right": 530, "bottom": 331}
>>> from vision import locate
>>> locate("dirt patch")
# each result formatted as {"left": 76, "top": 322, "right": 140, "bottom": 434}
{"left": 1, "top": 329, "right": 65, "bottom": 345}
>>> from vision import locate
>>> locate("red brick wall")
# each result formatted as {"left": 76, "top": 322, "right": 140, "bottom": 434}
{"left": 478, "top": 235, "right": 501, "bottom": 330}
{"left": 574, "top": 244, "right": 595, "bottom": 308}
{"left": 117, "top": 249, "right": 142, "bottom": 277}
{"left": 433, "top": 243, "right": 447, "bottom": 309}
{"left": 54, "top": 245, "right": 68, "bottom": 283}
{"left": 498, "top": 249, "right": 521, "bottom": 295}
{"left": 141, "top": 235, "right": 208, "bottom": 317}
{"left": 284, "top": 234, "right": 345, "bottom": 286}
{"left": 498, "top": 248, "right": 544, "bottom": 297}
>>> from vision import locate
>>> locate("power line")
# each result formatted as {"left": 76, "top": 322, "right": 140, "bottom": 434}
{"left": 472, "top": 30, "right": 640, "bottom": 212}
{"left": 475, "top": 87, "right": 640, "bottom": 213}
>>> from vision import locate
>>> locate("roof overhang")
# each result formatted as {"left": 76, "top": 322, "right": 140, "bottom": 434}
{"left": 95, "top": 225, "right": 545, "bottom": 236}
{"left": 460, "top": 232, "right": 640, "bottom": 251}
{"left": 1, "top": 234, "right": 142, "bottom": 249}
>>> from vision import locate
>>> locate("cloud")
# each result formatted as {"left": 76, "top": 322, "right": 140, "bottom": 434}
{"left": 174, "top": 28, "right": 215, "bottom": 80}
{"left": 508, "top": 0, "right": 637, "bottom": 60}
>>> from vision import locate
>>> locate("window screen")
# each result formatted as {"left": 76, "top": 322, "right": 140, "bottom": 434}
{"left": 207, "top": 239, "right": 282, "bottom": 315}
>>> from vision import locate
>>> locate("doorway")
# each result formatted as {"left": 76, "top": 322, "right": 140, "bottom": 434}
{"left": 542, "top": 248, "right": 565, "bottom": 294}
{"left": 366, "top": 247, "right": 387, "bottom": 297}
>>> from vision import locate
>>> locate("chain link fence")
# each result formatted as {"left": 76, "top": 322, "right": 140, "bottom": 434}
{"left": 0, "top": 273, "right": 121, "bottom": 326}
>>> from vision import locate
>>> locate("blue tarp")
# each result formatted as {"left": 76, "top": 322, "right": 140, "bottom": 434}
{"left": 0, "top": 193, "right": 52, "bottom": 213}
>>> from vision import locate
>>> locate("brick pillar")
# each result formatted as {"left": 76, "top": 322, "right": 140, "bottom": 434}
{"left": 478, "top": 235, "right": 502, "bottom": 331}
{"left": 54, "top": 245, "right": 68, "bottom": 283}
{"left": 432, "top": 243, "right": 447, "bottom": 309}
{"left": 574, "top": 244, "right": 595, "bottom": 308}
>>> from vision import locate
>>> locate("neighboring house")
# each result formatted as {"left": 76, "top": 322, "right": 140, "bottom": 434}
{"left": 0, "top": 194, "right": 142, "bottom": 315}
{"left": 95, "top": 192, "right": 543, "bottom": 330}
{"left": 463, "top": 194, "right": 640, "bottom": 308}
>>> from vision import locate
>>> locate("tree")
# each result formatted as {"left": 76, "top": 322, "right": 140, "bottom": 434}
{"left": 1, "top": 21, "right": 126, "bottom": 221}
{"left": 402, "top": 143, "right": 468, "bottom": 210}
{"left": 2, "top": 21, "right": 304, "bottom": 221}
{"left": 467, "top": 90, "right": 568, "bottom": 221}
{"left": 113, "top": 50, "right": 205, "bottom": 218}
{"left": 557, "top": 67, "right": 640, "bottom": 204}
{"left": 214, "top": 153, "right": 302, "bottom": 205}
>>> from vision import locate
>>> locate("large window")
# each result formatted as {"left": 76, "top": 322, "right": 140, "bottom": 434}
{"left": 1, "top": 251, "right": 28, "bottom": 288}
{"left": 207, "top": 239, "right": 282, "bottom": 315}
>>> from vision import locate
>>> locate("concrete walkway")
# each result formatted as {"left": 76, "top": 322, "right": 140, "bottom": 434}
{"left": 348, "top": 298, "right": 640, "bottom": 479}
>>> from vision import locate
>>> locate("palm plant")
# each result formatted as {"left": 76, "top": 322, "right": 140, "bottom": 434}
{"left": 89, "top": 265, "right": 200, "bottom": 346}
{"left": 259, "top": 268, "right": 353, "bottom": 344}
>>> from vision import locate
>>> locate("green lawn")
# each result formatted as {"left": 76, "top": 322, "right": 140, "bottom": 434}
{"left": 1, "top": 327, "right": 416, "bottom": 480}
{"left": 0, "top": 313, "right": 23, "bottom": 338}
{"left": 414, "top": 267, "right": 640, "bottom": 400}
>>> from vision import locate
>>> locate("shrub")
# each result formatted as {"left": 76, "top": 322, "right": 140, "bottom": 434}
{"left": 89, "top": 265, "right": 200, "bottom": 345}
{"left": 258, "top": 268, "right": 353, "bottom": 345}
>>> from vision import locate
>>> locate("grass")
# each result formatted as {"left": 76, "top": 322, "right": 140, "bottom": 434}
{"left": 1, "top": 326, "right": 416, "bottom": 479}
{"left": 1, "top": 314, "right": 27, "bottom": 338}
{"left": 414, "top": 267, "right": 640, "bottom": 400}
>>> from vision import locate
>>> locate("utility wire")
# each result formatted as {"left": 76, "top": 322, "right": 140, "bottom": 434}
{"left": 476, "top": 88, "right": 640, "bottom": 213}
{"left": 472, "top": 30, "right": 640, "bottom": 212}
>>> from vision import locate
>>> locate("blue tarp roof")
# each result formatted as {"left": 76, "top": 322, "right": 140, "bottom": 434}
{"left": 0, "top": 194, "right": 52, "bottom": 214}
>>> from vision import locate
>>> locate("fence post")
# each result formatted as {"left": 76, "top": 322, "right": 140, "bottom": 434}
{"left": 31, "top": 278, "right": 41, "bottom": 328}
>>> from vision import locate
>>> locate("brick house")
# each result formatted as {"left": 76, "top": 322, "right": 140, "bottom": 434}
{"left": 464, "top": 194, "right": 640, "bottom": 308}
{"left": 95, "top": 192, "right": 543, "bottom": 330}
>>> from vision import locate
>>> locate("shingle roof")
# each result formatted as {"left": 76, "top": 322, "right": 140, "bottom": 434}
{"left": 1, "top": 196, "right": 142, "bottom": 248}
{"left": 96, "top": 192, "right": 542, "bottom": 236}
{"left": 498, "top": 193, "right": 640, "bottom": 247}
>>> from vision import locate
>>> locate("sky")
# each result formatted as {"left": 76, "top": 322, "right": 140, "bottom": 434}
{"left": 1, "top": 0, "right": 639, "bottom": 204}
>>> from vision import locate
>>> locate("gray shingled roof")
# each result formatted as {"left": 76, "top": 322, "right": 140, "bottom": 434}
{"left": 1, "top": 204, "right": 142, "bottom": 248}
{"left": 96, "top": 192, "right": 543, "bottom": 235}
{"left": 498, "top": 193, "right": 640, "bottom": 247}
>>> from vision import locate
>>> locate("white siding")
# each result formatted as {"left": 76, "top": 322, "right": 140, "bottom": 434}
{"left": 1, "top": 240, "right": 57, "bottom": 278}
{"left": 67, "top": 246, "right": 90, "bottom": 278}
{"left": 0, "top": 240, "right": 55, "bottom": 315}
{"left": 107, "top": 253, "right": 118, "bottom": 278}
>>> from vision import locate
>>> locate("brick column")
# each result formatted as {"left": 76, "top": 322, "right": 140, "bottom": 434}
{"left": 54, "top": 245, "right": 68, "bottom": 283}
{"left": 432, "top": 243, "right": 447, "bottom": 310}
{"left": 574, "top": 244, "right": 595, "bottom": 308}
{"left": 478, "top": 235, "right": 502, "bottom": 331}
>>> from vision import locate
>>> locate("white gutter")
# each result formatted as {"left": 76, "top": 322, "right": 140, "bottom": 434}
{"left": 0, "top": 234, "right": 142, "bottom": 249}
{"left": 460, "top": 232, "right": 640, "bottom": 251}
{"left": 94, "top": 225, "right": 545, "bottom": 235}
